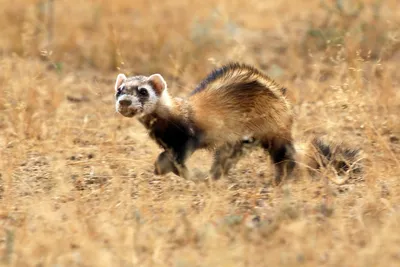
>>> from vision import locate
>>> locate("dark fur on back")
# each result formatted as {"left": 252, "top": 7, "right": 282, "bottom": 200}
{"left": 190, "top": 62, "right": 286, "bottom": 96}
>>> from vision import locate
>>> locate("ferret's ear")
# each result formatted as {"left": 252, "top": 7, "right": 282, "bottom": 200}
{"left": 148, "top": 74, "right": 167, "bottom": 95}
{"left": 115, "top": 74, "right": 127, "bottom": 91}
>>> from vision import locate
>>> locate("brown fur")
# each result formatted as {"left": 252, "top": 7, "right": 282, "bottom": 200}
{"left": 137, "top": 63, "right": 297, "bottom": 184}
{"left": 116, "top": 62, "right": 361, "bottom": 185}
{"left": 189, "top": 63, "right": 293, "bottom": 147}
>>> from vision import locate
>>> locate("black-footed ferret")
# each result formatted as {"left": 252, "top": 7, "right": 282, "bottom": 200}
{"left": 114, "top": 63, "right": 362, "bottom": 185}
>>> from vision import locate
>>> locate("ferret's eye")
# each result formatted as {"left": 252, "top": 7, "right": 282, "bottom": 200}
{"left": 138, "top": 88, "right": 148, "bottom": 97}
{"left": 116, "top": 86, "right": 124, "bottom": 97}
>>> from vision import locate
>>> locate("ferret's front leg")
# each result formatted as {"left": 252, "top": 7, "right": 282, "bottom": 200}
{"left": 154, "top": 151, "right": 177, "bottom": 175}
{"left": 154, "top": 150, "right": 191, "bottom": 179}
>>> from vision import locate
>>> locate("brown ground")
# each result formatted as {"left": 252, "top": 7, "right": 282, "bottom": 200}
{"left": 1, "top": 0, "right": 400, "bottom": 266}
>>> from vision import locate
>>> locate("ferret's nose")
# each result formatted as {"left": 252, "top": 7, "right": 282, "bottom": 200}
{"left": 119, "top": 99, "right": 132, "bottom": 107}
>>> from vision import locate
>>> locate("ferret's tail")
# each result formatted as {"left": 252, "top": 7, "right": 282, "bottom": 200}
{"left": 295, "top": 136, "right": 364, "bottom": 184}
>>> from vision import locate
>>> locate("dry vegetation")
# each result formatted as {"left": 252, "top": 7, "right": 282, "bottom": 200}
{"left": 1, "top": 0, "right": 400, "bottom": 266}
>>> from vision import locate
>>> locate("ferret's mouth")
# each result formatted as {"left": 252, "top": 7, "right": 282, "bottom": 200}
{"left": 117, "top": 106, "right": 142, "bottom": 118}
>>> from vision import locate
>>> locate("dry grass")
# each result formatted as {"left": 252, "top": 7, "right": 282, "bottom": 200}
{"left": 1, "top": 0, "right": 400, "bottom": 266}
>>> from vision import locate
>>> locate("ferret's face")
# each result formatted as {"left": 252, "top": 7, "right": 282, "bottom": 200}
{"left": 114, "top": 73, "right": 167, "bottom": 118}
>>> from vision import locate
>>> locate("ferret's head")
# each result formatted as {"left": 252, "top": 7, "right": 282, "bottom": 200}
{"left": 114, "top": 73, "right": 169, "bottom": 118}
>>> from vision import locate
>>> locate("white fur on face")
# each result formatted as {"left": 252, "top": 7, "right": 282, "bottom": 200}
{"left": 115, "top": 83, "right": 162, "bottom": 118}
{"left": 140, "top": 84, "right": 159, "bottom": 115}
{"left": 115, "top": 93, "right": 142, "bottom": 117}
{"left": 159, "top": 90, "right": 172, "bottom": 108}
{"left": 114, "top": 74, "right": 173, "bottom": 118}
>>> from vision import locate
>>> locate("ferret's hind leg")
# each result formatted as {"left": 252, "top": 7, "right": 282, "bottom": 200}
{"left": 210, "top": 137, "right": 258, "bottom": 180}
{"left": 210, "top": 143, "right": 232, "bottom": 180}
{"left": 261, "top": 137, "right": 296, "bottom": 185}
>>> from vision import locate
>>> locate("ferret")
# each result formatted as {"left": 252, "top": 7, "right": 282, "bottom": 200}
{"left": 114, "top": 63, "right": 362, "bottom": 185}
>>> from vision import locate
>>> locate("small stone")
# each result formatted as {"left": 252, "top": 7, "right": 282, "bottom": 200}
{"left": 389, "top": 135, "right": 399, "bottom": 143}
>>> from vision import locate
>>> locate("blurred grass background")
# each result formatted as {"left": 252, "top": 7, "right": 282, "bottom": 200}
{"left": 1, "top": 0, "right": 398, "bottom": 77}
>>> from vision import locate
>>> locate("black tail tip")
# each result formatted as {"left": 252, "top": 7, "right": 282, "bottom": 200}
{"left": 311, "top": 137, "right": 363, "bottom": 175}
